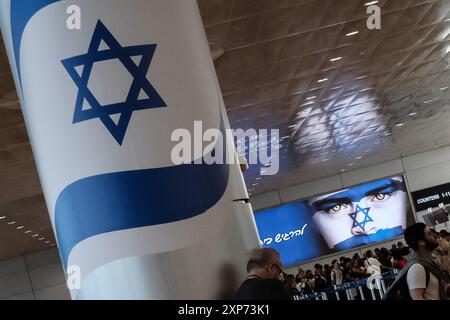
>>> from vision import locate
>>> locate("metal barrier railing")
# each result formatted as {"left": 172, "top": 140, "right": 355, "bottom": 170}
{"left": 293, "top": 269, "right": 399, "bottom": 301}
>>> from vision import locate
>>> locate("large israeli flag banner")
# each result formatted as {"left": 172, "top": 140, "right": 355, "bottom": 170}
{"left": 0, "top": 0, "right": 238, "bottom": 286}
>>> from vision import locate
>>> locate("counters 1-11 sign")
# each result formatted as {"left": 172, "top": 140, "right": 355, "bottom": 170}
{"left": 411, "top": 182, "right": 450, "bottom": 212}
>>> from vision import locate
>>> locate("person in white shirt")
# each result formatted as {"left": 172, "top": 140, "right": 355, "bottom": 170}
{"left": 364, "top": 250, "right": 382, "bottom": 275}
{"left": 384, "top": 223, "right": 450, "bottom": 300}
{"left": 404, "top": 224, "right": 449, "bottom": 300}
{"left": 406, "top": 263, "right": 440, "bottom": 300}
{"left": 330, "top": 260, "right": 343, "bottom": 286}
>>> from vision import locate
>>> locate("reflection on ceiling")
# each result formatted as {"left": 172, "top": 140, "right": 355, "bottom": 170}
{"left": 199, "top": 0, "right": 450, "bottom": 195}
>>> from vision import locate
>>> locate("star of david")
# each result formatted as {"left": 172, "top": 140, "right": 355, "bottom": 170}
{"left": 348, "top": 205, "right": 374, "bottom": 232}
{"left": 61, "top": 20, "right": 167, "bottom": 145}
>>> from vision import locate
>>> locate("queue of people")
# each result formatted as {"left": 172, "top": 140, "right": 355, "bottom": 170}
{"left": 289, "top": 244, "right": 407, "bottom": 296}
{"left": 234, "top": 224, "right": 450, "bottom": 300}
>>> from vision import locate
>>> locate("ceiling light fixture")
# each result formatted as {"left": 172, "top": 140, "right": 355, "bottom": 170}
{"left": 365, "top": 1, "right": 379, "bottom": 5}
{"left": 317, "top": 78, "right": 328, "bottom": 83}
{"left": 440, "top": 86, "right": 448, "bottom": 91}
{"left": 7, "top": 221, "right": 16, "bottom": 225}
{"left": 329, "top": 57, "right": 342, "bottom": 62}
{"left": 385, "top": 132, "right": 392, "bottom": 136}
{"left": 0, "top": 216, "right": 6, "bottom": 220}
{"left": 299, "top": 101, "right": 315, "bottom": 107}
{"left": 24, "top": 230, "right": 31, "bottom": 234}
{"left": 346, "top": 31, "right": 359, "bottom": 37}
{"left": 396, "top": 123, "right": 404, "bottom": 127}
{"left": 424, "top": 100, "right": 432, "bottom": 104}
{"left": 45, "top": 241, "right": 50, "bottom": 244}
{"left": 16, "top": 226, "right": 24, "bottom": 230}
{"left": 306, "top": 96, "right": 316, "bottom": 100}
{"left": 356, "top": 156, "right": 363, "bottom": 160}
{"left": 38, "top": 238, "right": 45, "bottom": 241}
{"left": 32, "top": 234, "right": 39, "bottom": 237}
{"left": 409, "top": 112, "right": 417, "bottom": 116}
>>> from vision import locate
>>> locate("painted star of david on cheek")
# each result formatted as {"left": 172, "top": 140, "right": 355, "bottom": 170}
{"left": 61, "top": 20, "right": 167, "bottom": 145}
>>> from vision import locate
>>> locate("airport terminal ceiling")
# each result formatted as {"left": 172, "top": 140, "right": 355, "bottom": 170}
{"left": 0, "top": 0, "right": 449, "bottom": 260}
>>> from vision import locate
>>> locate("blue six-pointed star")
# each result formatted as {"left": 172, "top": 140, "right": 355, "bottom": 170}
{"left": 62, "top": 20, "right": 167, "bottom": 145}
{"left": 348, "top": 205, "right": 374, "bottom": 232}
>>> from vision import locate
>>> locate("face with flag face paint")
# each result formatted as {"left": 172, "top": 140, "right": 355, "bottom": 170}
{"left": 310, "top": 177, "right": 408, "bottom": 251}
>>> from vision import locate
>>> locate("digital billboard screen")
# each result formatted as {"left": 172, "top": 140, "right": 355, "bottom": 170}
{"left": 254, "top": 176, "right": 414, "bottom": 267}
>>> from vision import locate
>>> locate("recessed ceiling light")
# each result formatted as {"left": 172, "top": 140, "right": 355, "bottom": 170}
{"left": 38, "top": 238, "right": 45, "bottom": 241}
{"left": 346, "top": 31, "right": 359, "bottom": 37}
{"left": 396, "top": 123, "right": 404, "bottom": 127}
{"left": 16, "top": 226, "right": 24, "bottom": 230}
{"left": 24, "top": 230, "right": 32, "bottom": 234}
{"left": 356, "top": 156, "right": 363, "bottom": 160}
{"left": 365, "top": 1, "right": 379, "bottom": 5}
{"left": 424, "top": 100, "right": 432, "bottom": 104}
{"left": 252, "top": 183, "right": 258, "bottom": 187}
{"left": 317, "top": 78, "right": 328, "bottom": 83}
{"left": 0, "top": 216, "right": 6, "bottom": 220}
{"left": 440, "top": 86, "right": 448, "bottom": 91}
{"left": 409, "top": 112, "right": 417, "bottom": 116}
{"left": 306, "top": 96, "right": 316, "bottom": 100}
{"left": 329, "top": 57, "right": 342, "bottom": 62}
{"left": 32, "top": 234, "right": 39, "bottom": 237}
{"left": 7, "top": 221, "right": 16, "bottom": 225}
{"left": 348, "top": 163, "right": 355, "bottom": 167}
{"left": 385, "top": 132, "right": 392, "bottom": 136}
{"left": 44, "top": 241, "right": 50, "bottom": 244}
{"left": 256, "top": 177, "right": 262, "bottom": 181}
{"left": 340, "top": 169, "right": 347, "bottom": 172}
{"left": 299, "top": 101, "right": 315, "bottom": 107}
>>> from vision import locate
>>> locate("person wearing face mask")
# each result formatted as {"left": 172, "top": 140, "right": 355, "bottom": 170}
{"left": 384, "top": 223, "right": 450, "bottom": 300}
{"left": 234, "top": 248, "right": 292, "bottom": 300}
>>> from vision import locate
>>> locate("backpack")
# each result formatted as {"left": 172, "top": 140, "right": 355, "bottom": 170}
{"left": 384, "top": 265, "right": 430, "bottom": 300}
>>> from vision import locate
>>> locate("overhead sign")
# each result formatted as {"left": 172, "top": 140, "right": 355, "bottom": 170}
{"left": 411, "top": 183, "right": 450, "bottom": 211}
{"left": 255, "top": 176, "right": 413, "bottom": 267}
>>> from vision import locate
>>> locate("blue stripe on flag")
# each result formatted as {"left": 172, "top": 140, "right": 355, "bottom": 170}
{"left": 11, "top": 0, "right": 62, "bottom": 81}
{"left": 55, "top": 159, "right": 229, "bottom": 270}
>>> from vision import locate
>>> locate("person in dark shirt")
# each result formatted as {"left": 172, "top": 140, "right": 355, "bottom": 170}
{"left": 234, "top": 248, "right": 291, "bottom": 300}
{"left": 313, "top": 264, "right": 328, "bottom": 292}
{"left": 285, "top": 274, "right": 300, "bottom": 297}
